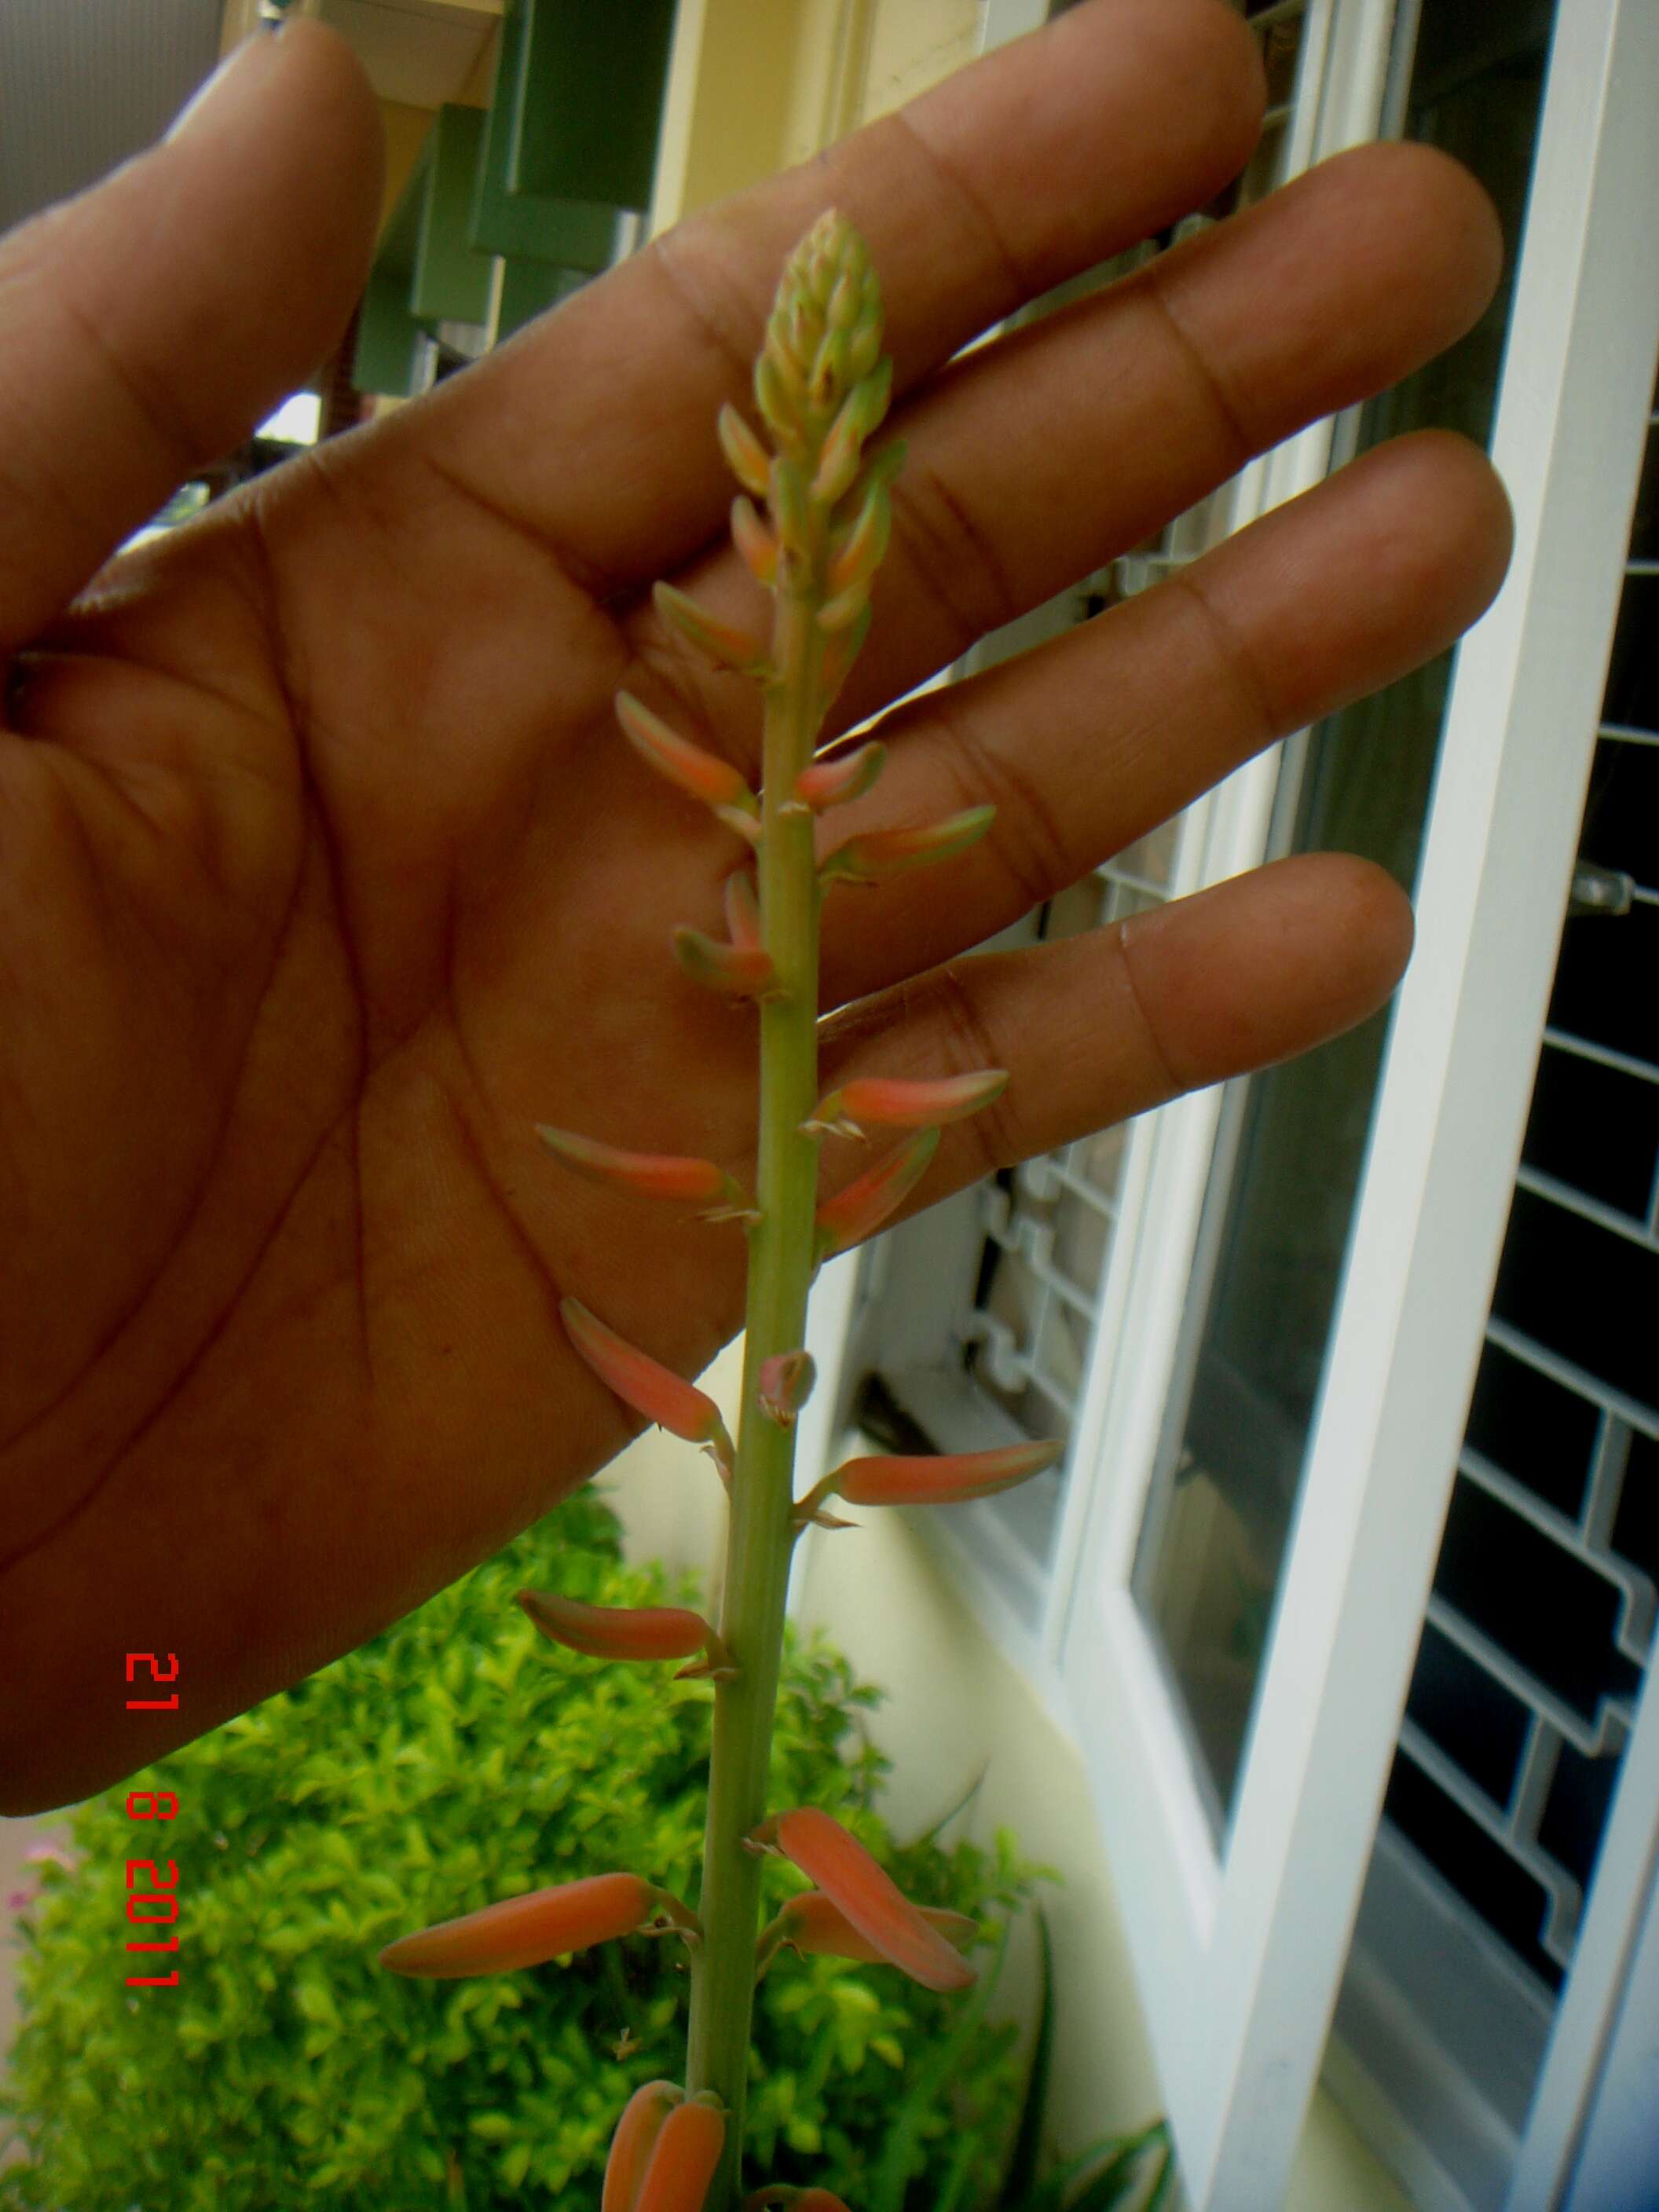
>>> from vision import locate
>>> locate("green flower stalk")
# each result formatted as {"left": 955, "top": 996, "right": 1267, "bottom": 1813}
{"left": 379, "top": 210, "right": 1059, "bottom": 2212}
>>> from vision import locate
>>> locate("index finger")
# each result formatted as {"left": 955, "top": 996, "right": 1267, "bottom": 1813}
{"left": 400, "top": 0, "right": 1265, "bottom": 599}
{"left": 0, "top": 24, "right": 379, "bottom": 656}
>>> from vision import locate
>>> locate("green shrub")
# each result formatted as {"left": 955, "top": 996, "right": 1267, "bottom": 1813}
{"left": 1, "top": 1492, "right": 1035, "bottom": 2210}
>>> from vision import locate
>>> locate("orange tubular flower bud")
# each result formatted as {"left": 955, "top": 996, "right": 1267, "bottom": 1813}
{"left": 758, "top": 1350, "right": 815, "bottom": 1428}
{"left": 831, "top": 1438, "right": 1064, "bottom": 1507}
{"left": 516, "top": 1588, "right": 731, "bottom": 1677}
{"left": 805, "top": 1068, "right": 1008, "bottom": 1139}
{"left": 720, "top": 809, "right": 764, "bottom": 851}
{"left": 828, "top": 266, "right": 862, "bottom": 331}
{"left": 634, "top": 2097, "right": 727, "bottom": 2212}
{"left": 793, "top": 741, "right": 885, "bottom": 812}
{"left": 753, "top": 1809, "right": 975, "bottom": 1994}
{"left": 754, "top": 357, "right": 805, "bottom": 458}
{"left": 854, "top": 438, "right": 906, "bottom": 500}
{"left": 772, "top": 304, "right": 810, "bottom": 381}
{"left": 821, "top": 602, "right": 873, "bottom": 711}
{"left": 811, "top": 353, "right": 888, "bottom": 475}
{"left": 731, "top": 496, "right": 778, "bottom": 587}
{"left": 379, "top": 1871, "right": 663, "bottom": 1979}
{"left": 810, "top": 402, "right": 864, "bottom": 507}
{"left": 606, "top": 2082, "right": 685, "bottom": 2212}
{"left": 537, "top": 1126, "right": 752, "bottom": 1221}
{"left": 851, "top": 353, "right": 893, "bottom": 438}
{"left": 820, "top": 804, "right": 995, "bottom": 889}
{"left": 744, "top": 2193, "right": 853, "bottom": 2212}
{"left": 815, "top": 578, "right": 871, "bottom": 635}
{"left": 786, "top": 298, "right": 818, "bottom": 365}
{"left": 653, "top": 581, "right": 767, "bottom": 678}
{"left": 561, "top": 1298, "right": 735, "bottom": 1474}
{"left": 716, "top": 403, "right": 771, "bottom": 500}
{"left": 814, "top": 1126, "right": 939, "bottom": 1259}
{"left": 672, "top": 925, "right": 780, "bottom": 1002}
{"left": 807, "top": 329, "right": 850, "bottom": 412}
{"left": 723, "top": 869, "right": 763, "bottom": 954}
{"left": 771, "top": 1888, "right": 978, "bottom": 1968}
{"left": 615, "top": 691, "right": 760, "bottom": 825}
{"left": 848, "top": 299, "right": 883, "bottom": 382}
{"left": 826, "top": 481, "right": 890, "bottom": 599}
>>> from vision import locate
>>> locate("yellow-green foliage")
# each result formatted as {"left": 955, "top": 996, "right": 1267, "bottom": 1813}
{"left": 2, "top": 1492, "right": 1034, "bottom": 2210}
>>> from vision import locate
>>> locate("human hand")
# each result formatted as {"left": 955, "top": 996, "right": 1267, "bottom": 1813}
{"left": 0, "top": 0, "right": 1509, "bottom": 1812}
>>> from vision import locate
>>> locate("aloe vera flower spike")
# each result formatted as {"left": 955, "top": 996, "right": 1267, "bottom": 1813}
{"left": 518, "top": 211, "right": 1024, "bottom": 2212}
{"left": 672, "top": 214, "right": 940, "bottom": 2204}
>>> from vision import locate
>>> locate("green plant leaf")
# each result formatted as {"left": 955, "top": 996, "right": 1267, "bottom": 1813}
{"left": 2, "top": 1493, "right": 1036, "bottom": 2212}
{"left": 869, "top": 1918, "right": 1010, "bottom": 2212}
{"left": 908, "top": 1763, "right": 989, "bottom": 1848}
{"left": 1042, "top": 2122, "right": 1171, "bottom": 2212}
{"left": 1137, "top": 2136, "right": 1177, "bottom": 2212}
{"left": 1001, "top": 1907, "right": 1054, "bottom": 2204}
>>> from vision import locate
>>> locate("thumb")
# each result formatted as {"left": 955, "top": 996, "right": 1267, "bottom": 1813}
{"left": 0, "top": 20, "right": 382, "bottom": 655}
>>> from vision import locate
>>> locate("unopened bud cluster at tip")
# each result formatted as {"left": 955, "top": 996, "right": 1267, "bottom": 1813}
{"left": 743, "top": 212, "right": 881, "bottom": 461}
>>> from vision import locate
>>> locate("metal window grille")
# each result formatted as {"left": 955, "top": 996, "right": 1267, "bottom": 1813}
{"left": 1338, "top": 372, "right": 1659, "bottom": 2207}
{"left": 1389, "top": 440, "right": 1658, "bottom": 1972}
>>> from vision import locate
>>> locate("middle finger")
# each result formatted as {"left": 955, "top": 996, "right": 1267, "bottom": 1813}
{"left": 627, "top": 138, "right": 1500, "bottom": 766}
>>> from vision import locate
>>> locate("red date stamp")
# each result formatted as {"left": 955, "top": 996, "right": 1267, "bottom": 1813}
{"left": 123, "top": 1651, "right": 180, "bottom": 1990}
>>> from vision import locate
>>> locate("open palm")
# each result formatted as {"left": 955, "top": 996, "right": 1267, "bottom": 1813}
{"left": 0, "top": 0, "right": 1510, "bottom": 1813}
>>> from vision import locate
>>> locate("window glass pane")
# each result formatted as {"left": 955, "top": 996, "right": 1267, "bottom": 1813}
{"left": 1130, "top": 0, "right": 1559, "bottom": 1833}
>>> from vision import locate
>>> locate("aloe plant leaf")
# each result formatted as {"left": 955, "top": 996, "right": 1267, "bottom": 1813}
{"left": 1000, "top": 1906, "right": 1054, "bottom": 2205}
{"left": 1137, "top": 2137, "right": 1177, "bottom": 2212}
{"left": 935, "top": 2126, "right": 986, "bottom": 2212}
{"left": 907, "top": 1763, "right": 990, "bottom": 1850}
{"left": 869, "top": 1917, "right": 1009, "bottom": 2212}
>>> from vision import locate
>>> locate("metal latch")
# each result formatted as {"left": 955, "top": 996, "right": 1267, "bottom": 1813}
{"left": 1568, "top": 862, "right": 1635, "bottom": 917}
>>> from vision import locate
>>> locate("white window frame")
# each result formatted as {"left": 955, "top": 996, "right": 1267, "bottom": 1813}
{"left": 800, "top": 2, "right": 1659, "bottom": 2205}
